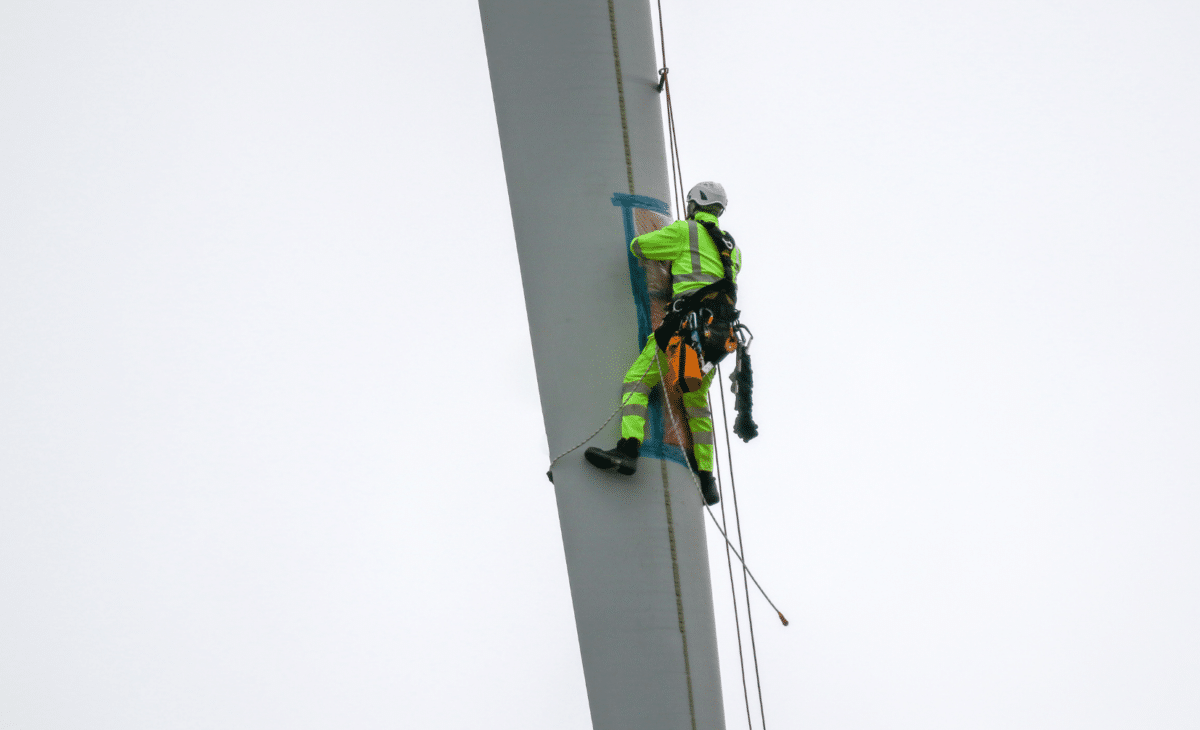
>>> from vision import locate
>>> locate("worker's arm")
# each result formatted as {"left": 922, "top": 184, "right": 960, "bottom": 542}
{"left": 630, "top": 220, "right": 687, "bottom": 262}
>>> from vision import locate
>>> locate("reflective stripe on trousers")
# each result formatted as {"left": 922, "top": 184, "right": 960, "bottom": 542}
{"left": 619, "top": 339, "right": 719, "bottom": 472}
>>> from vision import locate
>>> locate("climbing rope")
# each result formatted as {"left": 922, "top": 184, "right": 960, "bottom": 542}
{"left": 543, "top": 7, "right": 784, "bottom": 726}
{"left": 716, "top": 360, "right": 770, "bottom": 729}
{"left": 650, "top": 349, "right": 789, "bottom": 627}
{"left": 714, "top": 369, "right": 756, "bottom": 729}
{"left": 653, "top": 4, "right": 777, "bottom": 728}
{"left": 655, "top": 0, "right": 686, "bottom": 218}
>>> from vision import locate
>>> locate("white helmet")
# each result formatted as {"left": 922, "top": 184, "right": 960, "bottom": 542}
{"left": 686, "top": 181, "right": 727, "bottom": 216}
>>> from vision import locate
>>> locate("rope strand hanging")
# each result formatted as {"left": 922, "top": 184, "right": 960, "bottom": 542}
{"left": 715, "top": 399, "right": 756, "bottom": 730}
{"left": 653, "top": 3, "right": 779, "bottom": 728}
{"left": 716, "top": 360, "right": 770, "bottom": 729}
{"left": 655, "top": 0, "right": 686, "bottom": 218}
{"left": 545, "top": 11, "right": 788, "bottom": 729}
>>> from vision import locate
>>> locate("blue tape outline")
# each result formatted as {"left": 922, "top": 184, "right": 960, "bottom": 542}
{"left": 611, "top": 193, "right": 686, "bottom": 468}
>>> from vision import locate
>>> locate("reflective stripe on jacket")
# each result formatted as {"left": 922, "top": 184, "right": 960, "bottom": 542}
{"left": 630, "top": 210, "right": 741, "bottom": 299}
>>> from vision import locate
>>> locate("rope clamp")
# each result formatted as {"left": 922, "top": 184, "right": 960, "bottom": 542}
{"left": 656, "top": 67, "right": 669, "bottom": 93}
{"left": 735, "top": 323, "right": 753, "bottom": 350}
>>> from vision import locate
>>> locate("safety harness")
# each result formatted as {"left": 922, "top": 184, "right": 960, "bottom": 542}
{"left": 654, "top": 219, "right": 758, "bottom": 441}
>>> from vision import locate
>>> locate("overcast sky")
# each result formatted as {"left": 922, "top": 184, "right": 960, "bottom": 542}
{"left": 2, "top": 1, "right": 1198, "bottom": 728}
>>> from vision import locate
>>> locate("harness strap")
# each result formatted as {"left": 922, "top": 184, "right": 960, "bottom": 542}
{"left": 698, "top": 220, "right": 737, "bottom": 284}
{"left": 687, "top": 220, "right": 703, "bottom": 279}
{"left": 655, "top": 280, "right": 734, "bottom": 350}
{"left": 655, "top": 219, "right": 740, "bottom": 352}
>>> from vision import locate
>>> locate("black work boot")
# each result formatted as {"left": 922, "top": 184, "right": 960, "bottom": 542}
{"left": 698, "top": 471, "right": 720, "bottom": 506}
{"left": 585, "top": 437, "right": 641, "bottom": 476}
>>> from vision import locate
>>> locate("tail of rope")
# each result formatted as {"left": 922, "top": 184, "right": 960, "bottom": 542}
{"left": 731, "top": 344, "right": 758, "bottom": 442}
{"left": 651, "top": 6, "right": 779, "bottom": 724}
{"left": 649, "top": 351, "right": 787, "bottom": 626}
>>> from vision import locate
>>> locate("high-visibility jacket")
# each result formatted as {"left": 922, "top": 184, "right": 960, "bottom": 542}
{"left": 630, "top": 210, "right": 742, "bottom": 299}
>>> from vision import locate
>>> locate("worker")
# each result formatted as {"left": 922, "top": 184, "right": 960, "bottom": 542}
{"left": 585, "top": 181, "right": 742, "bottom": 505}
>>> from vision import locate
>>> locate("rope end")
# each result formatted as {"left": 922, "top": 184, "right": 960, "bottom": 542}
{"left": 778, "top": 611, "right": 789, "bottom": 626}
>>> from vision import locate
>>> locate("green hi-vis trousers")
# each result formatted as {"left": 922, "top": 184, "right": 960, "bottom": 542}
{"left": 620, "top": 339, "right": 718, "bottom": 472}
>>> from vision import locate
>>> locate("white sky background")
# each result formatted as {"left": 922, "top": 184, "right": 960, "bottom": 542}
{"left": 2, "top": 0, "right": 1197, "bottom": 728}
